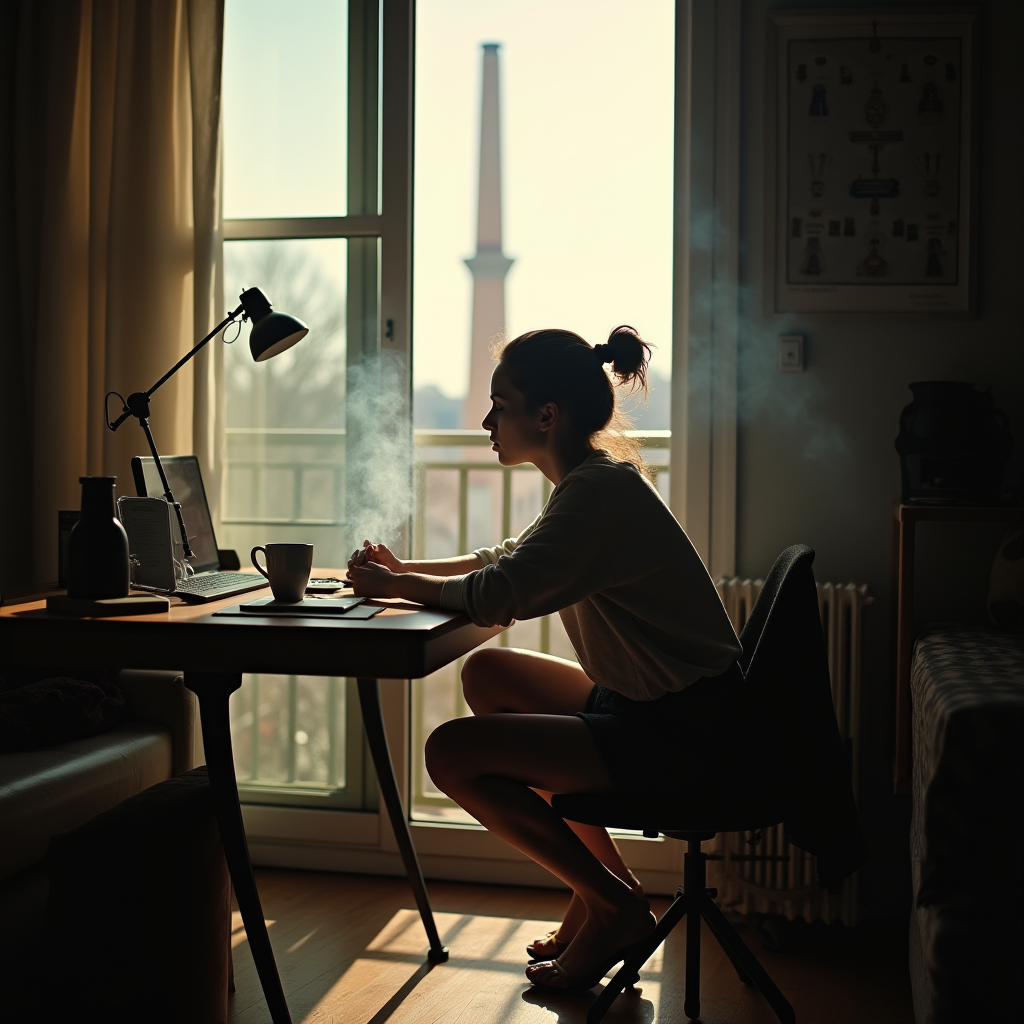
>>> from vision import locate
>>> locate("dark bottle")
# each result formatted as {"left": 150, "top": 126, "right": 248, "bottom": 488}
{"left": 66, "top": 477, "right": 130, "bottom": 599}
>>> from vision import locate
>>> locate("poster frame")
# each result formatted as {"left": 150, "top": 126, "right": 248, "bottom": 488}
{"left": 765, "top": 7, "right": 979, "bottom": 318}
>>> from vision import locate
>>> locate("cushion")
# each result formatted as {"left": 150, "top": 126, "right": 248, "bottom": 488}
{"left": 0, "top": 675, "right": 125, "bottom": 752}
{"left": 0, "top": 723, "right": 172, "bottom": 881}
{"left": 987, "top": 525, "right": 1023, "bottom": 631}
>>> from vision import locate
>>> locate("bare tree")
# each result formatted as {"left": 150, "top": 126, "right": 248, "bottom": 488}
{"left": 224, "top": 241, "right": 347, "bottom": 428}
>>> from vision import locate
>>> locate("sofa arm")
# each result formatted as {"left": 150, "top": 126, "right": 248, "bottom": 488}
{"left": 114, "top": 670, "right": 194, "bottom": 775}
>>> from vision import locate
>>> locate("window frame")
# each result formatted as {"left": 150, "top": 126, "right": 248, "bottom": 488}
{"left": 227, "top": 0, "right": 741, "bottom": 896}
{"left": 222, "top": 0, "right": 405, "bottom": 821}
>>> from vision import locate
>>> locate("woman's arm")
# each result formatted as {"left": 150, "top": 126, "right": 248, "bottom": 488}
{"left": 346, "top": 561, "right": 447, "bottom": 605}
{"left": 403, "top": 554, "right": 483, "bottom": 575}
{"left": 348, "top": 541, "right": 483, "bottom": 577}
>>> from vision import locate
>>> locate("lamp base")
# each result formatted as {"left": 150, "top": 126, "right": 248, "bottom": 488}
{"left": 46, "top": 594, "right": 170, "bottom": 617}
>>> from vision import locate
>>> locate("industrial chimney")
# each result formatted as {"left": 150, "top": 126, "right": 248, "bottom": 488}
{"left": 462, "top": 43, "right": 514, "bottom": 427}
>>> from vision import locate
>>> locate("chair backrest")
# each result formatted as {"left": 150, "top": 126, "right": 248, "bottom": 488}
{"left": 737, "top": 544, "right": 813, "bottom": 676}
{"left": 733, "top": 544, "right": 866, "bottom": 887}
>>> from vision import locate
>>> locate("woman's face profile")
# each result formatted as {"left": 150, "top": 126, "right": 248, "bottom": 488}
{"left": 481, "top": 363, "right": 547, "bottom": 467}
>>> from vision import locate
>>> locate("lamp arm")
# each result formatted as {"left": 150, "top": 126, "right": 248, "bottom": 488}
{"left": 137, "top": 416, "right": 195, "bottom": 561}
{"left": 107, "top": 302, "right": 244, "bottom": 432}
{"left": 144, "top": 302, "right": 245, "bottom": 401}
{"left": 104, "top": 302, "right": 244, "bottom": 564}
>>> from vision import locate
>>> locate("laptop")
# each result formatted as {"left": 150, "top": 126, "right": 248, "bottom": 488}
{"left": 131, "top": 455, "right": 268, "bottom": 603}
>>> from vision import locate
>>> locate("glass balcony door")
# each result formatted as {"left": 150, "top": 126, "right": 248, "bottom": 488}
{"left": 409, "top": 1, "right": 681, "bottom": 884}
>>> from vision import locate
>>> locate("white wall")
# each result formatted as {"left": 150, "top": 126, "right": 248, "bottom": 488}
{"left": 736, "top": 0, "right": 1023, "bottom": 914}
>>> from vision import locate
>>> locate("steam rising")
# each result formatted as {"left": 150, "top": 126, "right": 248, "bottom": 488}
{"left": 344, "top": 352, "right": 414, "bottom": 554}
{"left": 681, "top": 203, "right": 848, "bottom": 465}
{"left": 737, "top": 312, "right": 848, "bottom": 464}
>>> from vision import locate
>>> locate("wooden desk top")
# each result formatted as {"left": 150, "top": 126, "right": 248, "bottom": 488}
{"left": 0, "top": 574, "right": 503, "bottom": 679}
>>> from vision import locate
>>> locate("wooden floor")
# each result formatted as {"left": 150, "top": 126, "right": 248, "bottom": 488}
{"left": 230, "top": 870, "right": 915, "bottom": 1024}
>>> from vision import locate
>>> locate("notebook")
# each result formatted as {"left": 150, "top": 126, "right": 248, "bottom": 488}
{"left": 213, "top": 598, "right": 383, "bottom": 620}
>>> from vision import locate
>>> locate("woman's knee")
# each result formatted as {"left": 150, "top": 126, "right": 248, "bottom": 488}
{"left": 424, "top": 717, "right": 475, "bottom": 793}
{"left": 461, "top": 648, "right": 512, "bottom": 714}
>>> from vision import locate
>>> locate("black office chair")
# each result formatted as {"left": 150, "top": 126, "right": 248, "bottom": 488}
{"left": 551, "top": 545, "right": 865, "bottom": 1024}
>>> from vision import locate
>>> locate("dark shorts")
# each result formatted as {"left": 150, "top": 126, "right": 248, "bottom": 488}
{"left": 576, "top": 661, "right": 745, "bottom": 792}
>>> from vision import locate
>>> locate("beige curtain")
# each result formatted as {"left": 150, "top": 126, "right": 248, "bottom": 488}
{"left": 0, "top": 0, "right": 223, "bottom": 589}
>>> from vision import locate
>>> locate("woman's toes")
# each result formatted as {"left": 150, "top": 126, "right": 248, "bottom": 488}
{"left": 525, "top": 960, "right": 567, "bottom": 988}
{"left": 533, "top": 930, "right": 572, "bottom": 955}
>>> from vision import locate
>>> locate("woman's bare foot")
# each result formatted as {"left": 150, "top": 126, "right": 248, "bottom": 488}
{"left": 525, "top": 886, "right": 655, "bottom": 990}
{"left": 527, "top": 892, "right": 585, "bottom": 958}
{"left": 528, "top": 877, "right": 645, "bottom": 960}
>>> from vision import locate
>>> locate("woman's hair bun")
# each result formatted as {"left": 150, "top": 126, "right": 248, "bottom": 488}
{"left": 599, "top": 325, "right": 651, "bottom": 393}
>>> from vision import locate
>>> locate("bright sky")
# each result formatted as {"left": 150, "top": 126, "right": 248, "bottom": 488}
{"left": 223, "top": 0, "right": 349, "bottom": 218}
{"left": 415, "top": 0, "right": 675, "bottom": 396}
{"left": 223, "top": 0, "right": 675, "bottom": 399}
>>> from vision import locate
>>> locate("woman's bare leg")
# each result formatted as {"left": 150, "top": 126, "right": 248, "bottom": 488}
{"left": 424, "top": 712, "right": 654, "bottom": 987}
{"left": 461, "top": 649, "right": 643, "bottom": 953}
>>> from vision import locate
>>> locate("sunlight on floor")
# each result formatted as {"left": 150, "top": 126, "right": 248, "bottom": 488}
{"left": 310, "top": 909, "right": 664, "bottom": 1024}
{"left": 231, "top": 910, "right": 276, "bottom": 950}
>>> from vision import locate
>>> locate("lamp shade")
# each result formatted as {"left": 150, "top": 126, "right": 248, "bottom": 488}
{"left": 239, "top": 286, "right": 309, "bottom": 362}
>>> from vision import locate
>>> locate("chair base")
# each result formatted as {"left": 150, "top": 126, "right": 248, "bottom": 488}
{"left": 587, "top": 839, "right": 796, "bottom": 1024}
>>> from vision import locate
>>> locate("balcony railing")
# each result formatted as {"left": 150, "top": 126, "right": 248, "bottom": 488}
{"left": 223, "top": 426, "right": 671, "bottom": 813}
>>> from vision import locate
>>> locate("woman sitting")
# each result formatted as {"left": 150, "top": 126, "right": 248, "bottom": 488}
{"left": 347, "top": 326, "right": 741, "bottom": 991}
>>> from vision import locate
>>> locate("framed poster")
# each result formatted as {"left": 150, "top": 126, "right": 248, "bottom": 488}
{"left": 766, "top": 8, "right": 979, "bottom": 316}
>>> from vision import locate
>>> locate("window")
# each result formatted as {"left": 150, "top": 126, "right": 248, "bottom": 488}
{"left": 217, "top": 0, "right": 739, "bottom": 891}
{"left": 222, "top": 0, "right": 387, "bottom": 810}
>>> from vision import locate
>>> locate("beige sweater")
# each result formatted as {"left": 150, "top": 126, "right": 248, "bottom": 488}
{"left": 439, "top": 453, "right": 741, "bottom": 701}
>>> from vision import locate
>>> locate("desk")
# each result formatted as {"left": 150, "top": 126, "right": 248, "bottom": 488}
{"left": 891, "top": 503, "right": 1023, "bottom": 795}
{"left": 0, "top": 587, "right": 502, "bottom": 1024}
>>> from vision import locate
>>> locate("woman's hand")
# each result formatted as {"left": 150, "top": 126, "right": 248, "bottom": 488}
{"left": 346, "top": 562, "right": 446, "bottom": 607}
{"left": 346, "top": 560, "right": 404, "bottom": 598}
{"left": 348, "top": 539, "right": 405, "bottom": 574}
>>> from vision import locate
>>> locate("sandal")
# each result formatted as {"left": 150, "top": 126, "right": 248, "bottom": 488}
{"left": 526, "top": 929, "right": 571, "bottom": 962}
{"left": 525, "top": 935, "right": 652, "bottom": 993}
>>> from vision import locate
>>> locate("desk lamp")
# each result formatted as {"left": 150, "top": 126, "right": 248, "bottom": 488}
{"left": 106, "top": 286, "right": 308, "bottom": 559}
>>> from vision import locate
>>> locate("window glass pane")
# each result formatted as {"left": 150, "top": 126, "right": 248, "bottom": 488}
{"left": 223, "top": 238, "right": 374, "bottom": 811}
{"left": 229, "top": 674, "right": 351, "bottom": 807}
{"left": 221, "top": 237, "right": 357, "bottom": 563}
{"left": 410, "top": 0, "right": 674, "bottom": 824}
{"left": 223, "top": 0, "right": 349, "bottom": 218}
{"left": 413, "top": 0, "right": 674, "bottom": 429}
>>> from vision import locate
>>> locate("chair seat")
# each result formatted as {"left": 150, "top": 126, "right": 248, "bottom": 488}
{"left": 552, "top": 789, "right": 784, "bottom": 835}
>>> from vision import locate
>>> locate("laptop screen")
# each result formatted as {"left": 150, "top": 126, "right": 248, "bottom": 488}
{"left": 131, "top": 456, "right": 221, "bottom": 574}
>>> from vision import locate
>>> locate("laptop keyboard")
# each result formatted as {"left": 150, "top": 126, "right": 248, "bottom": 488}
{"left": 174, "top": 571, "right": 267, "bottom": 602}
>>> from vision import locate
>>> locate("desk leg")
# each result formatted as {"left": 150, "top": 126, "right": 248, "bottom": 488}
{"left": 185, "top": 672, "right": 292, "bottom": 1024}
{"left": 357, "top": 678, "right": 449, "bottom": 963}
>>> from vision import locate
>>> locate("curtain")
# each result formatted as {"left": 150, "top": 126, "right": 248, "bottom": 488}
{"left": 0, "top": 0, "right": 224, "bottom": 590}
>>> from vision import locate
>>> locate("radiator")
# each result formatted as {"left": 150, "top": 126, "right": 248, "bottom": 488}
{"left": 712, "top": 576, "right": 874, "bottom": 925}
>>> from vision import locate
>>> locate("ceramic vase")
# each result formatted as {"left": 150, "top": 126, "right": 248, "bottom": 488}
{"left": 66, "top": 477, "right": 130, "bottom": 599}
{"left": 895, "top": 381, "right": 1012, "bottom": 504}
